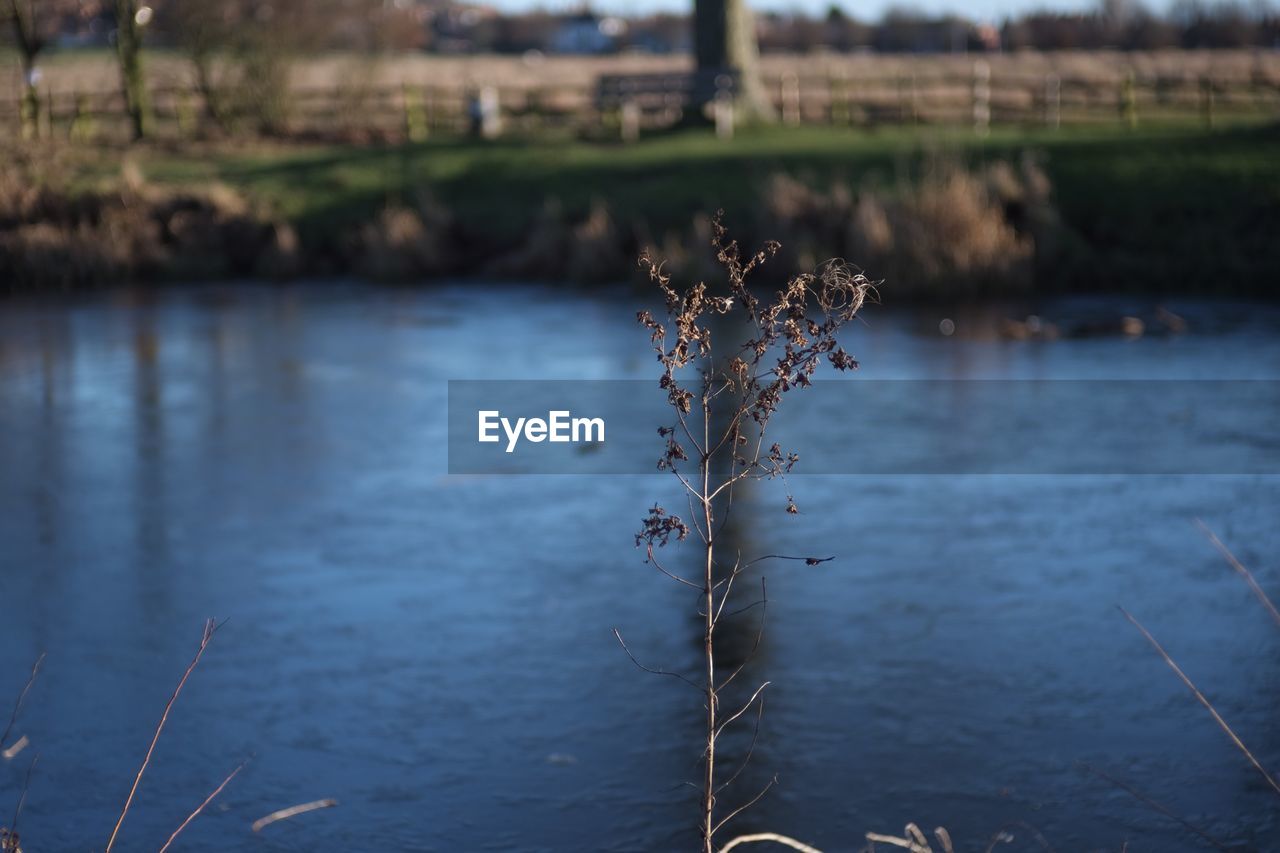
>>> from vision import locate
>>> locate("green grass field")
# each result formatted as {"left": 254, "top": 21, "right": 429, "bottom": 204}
{"left": 46, "top": 118, "right": 1280, "bottom": 292}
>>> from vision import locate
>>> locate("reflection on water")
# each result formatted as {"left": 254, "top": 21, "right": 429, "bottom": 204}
{"left": 0, "top": 284, "right": 1278, "bottom": 851}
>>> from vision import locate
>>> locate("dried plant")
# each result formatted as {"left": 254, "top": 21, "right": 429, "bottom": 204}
{"left": 1105, "top": 521, "right": 1280, "bottom": 849}
{"left": 617, "top": 215, "right": 873, "bottom": 852}
{"left": 106, "top": 618, "right": 241, "bottom": 853}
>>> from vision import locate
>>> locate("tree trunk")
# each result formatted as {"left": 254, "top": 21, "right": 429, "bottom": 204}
{"left": 192, "top": 51, "right": 229, "bottom": 131}
{"left": 8, "top": 1, "right": 42, "bottom": 139}
{"left": 115, "top": 0, "right": 148, "bottom": 139}
{"left": 18, "top": 61, "right": 39, "bottom": 140}
{"left": 693, "top": 0, "right": 774, "bottom": 123}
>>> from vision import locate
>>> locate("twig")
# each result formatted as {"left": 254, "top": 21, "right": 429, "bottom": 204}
{"left": 718, "top": 833, "right": 823, "bottom": 853}
{"left": 716, "top": 698, "right": 765, "bottom": 795}
{"left": 105, "top": 618, "right": 222, "bottom": 853}
{"left": 982, "top": 820, "right": 1054, "bottom": 852}
{"left": 1194, "top": 519, "right": 1280, "bottom": 628}
{"left": 612, "top": 629, "right": 702, "bottom": 691}
{"left": 251, "top": 798, "right": 339, "bottom": 833}
{"left": 9, "top": 754, "right": 37, "bottom": 838}
{"left": 1080, "top": 762, "right": 1229, "bottom": 851}
{"left": 719, "top": 581, "right": 768, "bottom": 692}
{"left": 157, "top": 760, "right": 246, "bottom": 853}
{"left": 0, "top": 653, "right": 45, "bottom": 752}
{"left": 715, "top": 682, "right": 771, "bottom": 739}
{"left": 712, "top": 774, "right": 777, "bottom": 836}
{"left": 645, "top": 544, "right": 703, "bottom": 590}
{"left": 1, "top": 737, "right": 29, "bottom": 761}
{"left": 868, "top": 823, "right": 937, "bottom": 852}
{"left": 866, "top": 831, "right": 929, "bottom": 852}
{"left": 719, "top": 598, "right": 766, "bottom": 621}
{"left": 1119, "top": 606, "right": 1280, "bottom": 797}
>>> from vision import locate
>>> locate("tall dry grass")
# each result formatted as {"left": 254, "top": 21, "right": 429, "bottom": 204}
{"left": 1, "top": 141, "right": 1062, "bottom": 292}
{"left": 759, "top": 156, "right": 1055, "bottom": 295}
{"left": 0, "top": 155, "right": 298, "bottom": 290}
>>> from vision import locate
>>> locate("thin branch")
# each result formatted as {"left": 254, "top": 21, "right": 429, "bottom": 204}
{"left": 982, "top": 820, "right": 1055, "bottom": 852}
{"left": 645, "top": 544, "right": 703, "bottom": 590}
{"left": 718, "top": 833, "right": 822, "bottom": 853}
{"left": 1119, "top": 606, "right": 1280, "bottom": 797}
{"left": 716, "top": 698, "right": 764, "bottom": 795}
{"left": 707, "top": 466, "right": 757, "bottom": 504}
{"left": 105, "top": 618, "right": 223, "bottom": 853}
{"left": 612, "top": 629, "right": 702, "bottom": 692}
{"left": 719, "top": 598, "right": 767, "bottom": 622}
{"left": 675, "top": 406, "right": 707, "bottom": 463}
{"left": 1, "top": 653, "right": 45, "bottom": 751}
{"left": 712, "top": 774, "right": 777, "bottom": 837}
{"left": 157, "top": 761, "right": 247, "bottom": 853}
{"left": 715, "top": 682, "right": 771, "bottom": 740}
{"left": 251, "top": 798, "right": 339, "bottom": 833}
{"left": 689, "top": 488, "right": 710, "bottom": 545}
{"left": 713, "top": 559, "right": 750, "bottom": 625}
{"left": 1, "top": 737, "right": 29, "bottom": 761}
{"left": 1080, "top": 762, "right": 1229, "bottom": 851}
{"left": 739, "top": 554, "right": 833, "bottom": 572}
{"left": 866, "top": 830, "right": 930, "bottom": 852}
{"left": 1194, "top": 518, "right": 1280, "bottom": 629}
{"left": 719, "top": 581, "right": 768, "bottom": 692}
{"left": 9, "top": 754, "right": 37, "bottom": 837}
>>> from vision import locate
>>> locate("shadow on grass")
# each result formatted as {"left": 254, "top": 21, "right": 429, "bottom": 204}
{"left": 139, "top": 120, "right": 1279, "bottom": 292}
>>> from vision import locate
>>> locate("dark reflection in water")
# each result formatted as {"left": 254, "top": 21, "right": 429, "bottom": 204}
{"left": 0, "top": 284, "right": 1278, "bottom": 852}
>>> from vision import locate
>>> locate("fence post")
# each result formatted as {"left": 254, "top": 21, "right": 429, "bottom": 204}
{"left": 41, "top": 87, "right": 54, "bottom": 140}
{"left": 177, "top": 89, "right": 198, "bottom": 139}
{"left": 714, "top": 75, "right": 734, "bottom": 140}
{"left": 829, "top": 70, "right": 849, "bottom": 126}
{"left": 1200, "top": 77, "right": 1215, "bottom": 130}
{"left": 621, "top": 97, "right": 640, "bottom": 143}
{"left": 69, "top": 92, "right": 94, "bottom": 142}
{"left": 781, "top": 73, "right": 801, "bottom": 126}
{"left": 525, "top": 88, "right": 545, "bottom": 134}
{"left": 403, "top": 83, "right": 428, "bottom": 143}
{"left": 469, "top": 85, "right": 501, "bottom": 139}
{"left": 1120, "top": 70, "right": 1138, "bottom": 130}
{"left": 972, "top": 60, "right": 990, "bottom": 136}
{"left": 902, "top": 73, "right": 919, "bottom": 124}
{"left": 1044, "top": 73, "right": 1061, "bottom": 130}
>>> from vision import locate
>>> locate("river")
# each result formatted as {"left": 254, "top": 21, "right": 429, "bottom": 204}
{"left": 0, "top": 283, "right": 1277, "bottom": 851}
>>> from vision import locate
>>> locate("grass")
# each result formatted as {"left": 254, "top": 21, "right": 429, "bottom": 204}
{"left": 22, "top": 117, "right": 1280, "bottom": 293}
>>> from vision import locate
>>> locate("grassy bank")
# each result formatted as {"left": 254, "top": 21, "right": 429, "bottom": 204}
{"left": 5, "top": 119, "right": 1279, "bottom": 294}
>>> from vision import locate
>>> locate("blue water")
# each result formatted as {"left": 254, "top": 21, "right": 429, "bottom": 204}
{"left": 0, "top": 284, "right": 1277, "bottom": 851}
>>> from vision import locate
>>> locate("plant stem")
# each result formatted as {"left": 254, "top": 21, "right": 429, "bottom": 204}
{"left": 702, "top": 391, "right": 716, "bottom": 853}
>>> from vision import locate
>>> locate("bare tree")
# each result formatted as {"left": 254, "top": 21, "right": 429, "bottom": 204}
{"left": 3, "top": 0, "right": 49, "bottom": 139}
{"left": 620, "top": 219, "right": 872, "bottom": 852}
{"left": 114, "top": 0, "right": 149, "bottom": 139}
{"left": 165, "top": 0, "right": 358, "bottom": 136}
{"left": 166, "top": 1, "right": 234, "bottom": 129}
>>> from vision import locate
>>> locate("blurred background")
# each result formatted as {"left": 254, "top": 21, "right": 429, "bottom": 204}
{"left": 2, "top": 0, "right": 1279, "bottom": 850}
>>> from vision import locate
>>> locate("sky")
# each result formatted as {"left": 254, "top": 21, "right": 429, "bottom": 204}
{"left": 494, "top": 0, "right": 1161, "bottom": 23}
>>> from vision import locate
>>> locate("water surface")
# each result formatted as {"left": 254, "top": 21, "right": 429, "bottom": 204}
{"left": 0, "top": 284, "right": 1278, "bottom": 851}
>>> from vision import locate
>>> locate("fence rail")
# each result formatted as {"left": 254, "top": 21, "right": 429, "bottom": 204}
{"left": 4, "top": 64, "right": 1278, "bottom": 142}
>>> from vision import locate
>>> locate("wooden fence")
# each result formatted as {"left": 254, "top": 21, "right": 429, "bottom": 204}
{"left": 4, "top": 64, "right": 1279, "bottom": 142}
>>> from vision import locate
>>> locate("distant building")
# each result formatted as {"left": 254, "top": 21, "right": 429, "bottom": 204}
{"left": 549, "top": 12, "right": 626, "bottom": 55}
{"left": 874, "top": 14, "right": 975, "bottom": 53}
{"left": 428, "top": 2, "right": 501, "bottom": 53}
